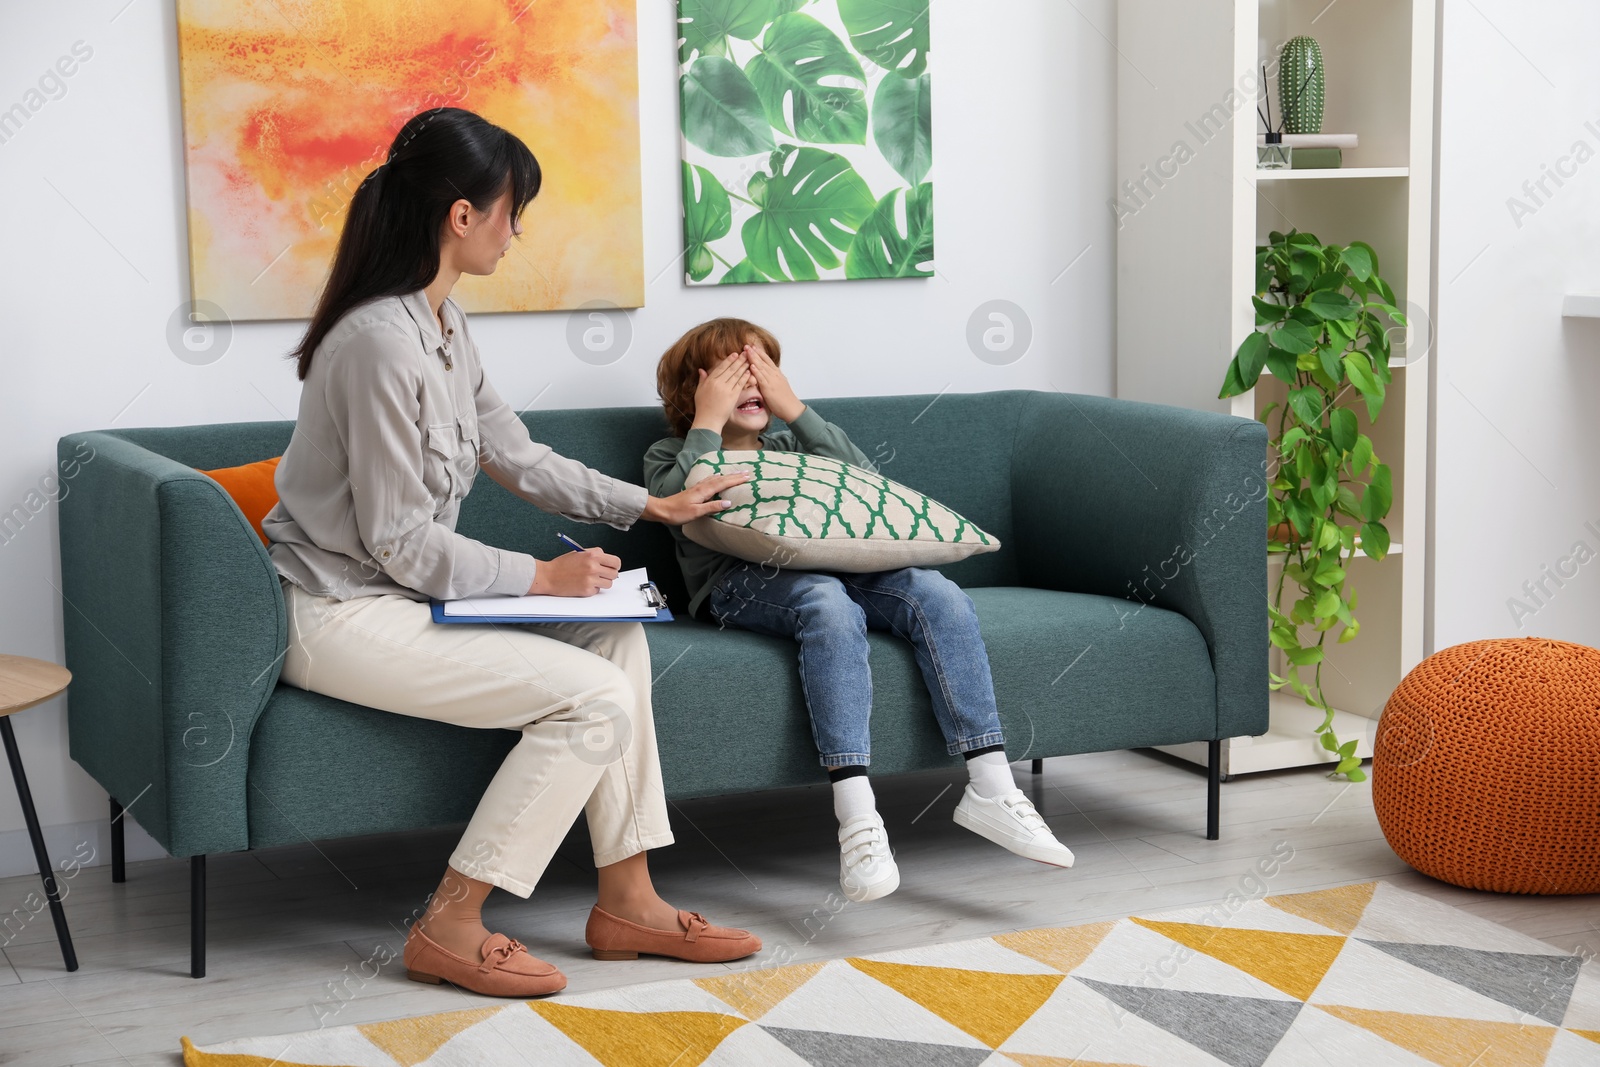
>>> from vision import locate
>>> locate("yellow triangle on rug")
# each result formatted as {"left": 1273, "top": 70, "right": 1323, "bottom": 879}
{"left": 1267, "top": 880, "right": 1378, "bottom": 934}
{"left": 356, "top": 1006, "right": 500, "bottom": 1066}
{"left": 995, "top": 920, "right": 1116, "bottom": 974}
{"left": 528, "top": 1003, "right": 745, "bottom": 1067}
{"left": 1131, "top": 918, "right": 1346, "bottom": 1000}
{"left": 694, "top": 960, "right": 825, "bottom": 1020}
{"left": 847, "top": 957, "right": 1063, "bottom": 1049}
{"left": 1317, "top": 1005, "right": 1558, "bottom": 1067}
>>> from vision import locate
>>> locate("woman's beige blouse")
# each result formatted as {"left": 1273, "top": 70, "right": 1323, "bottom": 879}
{"left": 263, "top": 289, "right": 648, "bottom": 603}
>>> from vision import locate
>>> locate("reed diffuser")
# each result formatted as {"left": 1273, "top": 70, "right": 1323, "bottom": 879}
{"left": 1258, "top": 62, "right": 1317, "bottom": 170}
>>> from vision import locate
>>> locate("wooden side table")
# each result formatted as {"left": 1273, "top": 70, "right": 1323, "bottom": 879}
{"left": 0, "top": 655, "right": 78, "bottom": 971}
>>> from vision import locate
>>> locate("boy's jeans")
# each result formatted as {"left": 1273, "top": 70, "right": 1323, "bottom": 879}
{"left": 706, "top": 564, "right": 1007, "bottom": 767}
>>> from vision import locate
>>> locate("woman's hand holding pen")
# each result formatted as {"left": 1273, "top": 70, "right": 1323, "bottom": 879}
{"left": 527, "top": 547, "right": 620, "bottom": 597}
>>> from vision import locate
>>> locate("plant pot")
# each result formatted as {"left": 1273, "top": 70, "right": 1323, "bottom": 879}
{"left": 1269, "top": 521, "right": 1309, "bottom": 546}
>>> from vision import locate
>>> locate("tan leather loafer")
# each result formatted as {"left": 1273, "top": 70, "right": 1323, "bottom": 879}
{"left": 585, "top": 905, "right": 762, "bottom": 963}
{"left": 403, "top": 925, "right": 567, "bottom": 998}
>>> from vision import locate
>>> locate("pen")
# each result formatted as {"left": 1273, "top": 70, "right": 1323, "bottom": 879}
{"left": 556, "top": 532, "right": 587, "bottom": 553}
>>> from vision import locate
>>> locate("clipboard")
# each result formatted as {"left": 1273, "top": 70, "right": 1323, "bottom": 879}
{"left": 429, "top": 601, "right": 674, "bottom": 624}
{"left": 430, "top": 567, "right": 674, "bottom": 624}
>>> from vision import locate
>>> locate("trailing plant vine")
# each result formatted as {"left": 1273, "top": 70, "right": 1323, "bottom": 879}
{"left": 1219, "top": 229, "right": 1404, "bottom": 782}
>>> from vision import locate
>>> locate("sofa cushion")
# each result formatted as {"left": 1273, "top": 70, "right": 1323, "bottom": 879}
{"left": 245, "top": 586, "right": 1214, "bottom": 844}
{"left": 681, "top": 449, "right": 1001, "bottom": 572}
{"left": 197, "top": 456, "right": 281, "bottom": 547}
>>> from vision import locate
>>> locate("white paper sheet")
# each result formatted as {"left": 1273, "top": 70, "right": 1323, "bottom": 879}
{"left": 442, "top": 567, "right": 659, "bottom": 619}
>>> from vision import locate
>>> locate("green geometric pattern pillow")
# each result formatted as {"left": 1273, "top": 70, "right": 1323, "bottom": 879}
{"left": 682, "top": 450, "right": 1000, "bottom": 572}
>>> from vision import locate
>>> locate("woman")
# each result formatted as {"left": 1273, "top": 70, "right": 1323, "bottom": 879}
{"left": 261, "top": 107, "right": 757, "bottom": 998}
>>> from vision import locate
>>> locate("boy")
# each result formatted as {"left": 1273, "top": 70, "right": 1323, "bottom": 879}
{"left": 644, "top": 319, "right": 1074, "bottom": 902}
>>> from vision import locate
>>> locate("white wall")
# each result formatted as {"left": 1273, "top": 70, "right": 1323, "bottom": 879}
{"left": 1433, "top": 0, "right": 1600, "bottom": 651}
{"left": 0, "top": 0, "right": 1116, "bottom": 873}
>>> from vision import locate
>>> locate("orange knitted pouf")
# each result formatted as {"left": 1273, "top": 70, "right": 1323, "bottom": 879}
{"left": 1372, "top": 637, "right": 1600, "bottom": 895}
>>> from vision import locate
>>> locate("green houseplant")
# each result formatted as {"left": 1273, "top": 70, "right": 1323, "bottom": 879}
{"left": 1219, "top": 229, "right": 1403, "bottom": 782}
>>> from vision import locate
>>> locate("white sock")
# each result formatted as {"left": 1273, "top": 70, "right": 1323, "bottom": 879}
{"left": 832, "top": 774, "right": 877, "bottom": 825}
{"left": 966, "top": 751, "right": 1017, "bottom": 798}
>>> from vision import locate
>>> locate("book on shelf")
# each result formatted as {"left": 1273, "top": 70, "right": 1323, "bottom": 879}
{"left": 1291, "top": 148, "right": 1342, "bottom": 169}
{"left": 1254, "top": 132, "right": 1358, "bottom": 149}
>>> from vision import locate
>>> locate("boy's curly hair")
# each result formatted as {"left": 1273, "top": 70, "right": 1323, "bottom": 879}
{"left": 655, "top": 318, "right": 782, "bottom": 438}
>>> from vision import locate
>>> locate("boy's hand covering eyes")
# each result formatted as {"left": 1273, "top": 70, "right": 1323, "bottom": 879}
{"left": 643, "top": 470, "right": 753, "bottom": 526}
{"left": 745, "top": 345, "right": 805, "bottom": 423}
{"left": 690, "top": 351, "right": 755, "bottom": 434}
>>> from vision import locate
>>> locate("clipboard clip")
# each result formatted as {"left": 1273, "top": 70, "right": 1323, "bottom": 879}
{"left": 639, "top": 580, "right": 667, "bottom": 610}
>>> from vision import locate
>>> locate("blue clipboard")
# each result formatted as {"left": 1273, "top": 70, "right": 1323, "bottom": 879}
{"left": 429, "top": 601, "right": 674, "bottom": 624}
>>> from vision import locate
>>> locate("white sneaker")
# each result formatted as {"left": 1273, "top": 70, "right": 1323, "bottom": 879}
{"left": 953, "top": 785, "right": 1076, "bottom": 867}
{"left": 837, "top": 812, "right": 900, "bottom": 902}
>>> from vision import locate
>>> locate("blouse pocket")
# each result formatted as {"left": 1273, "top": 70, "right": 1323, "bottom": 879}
{"left": 454, "top": 410, "right": 481, "bottom": 496}
{"left": 423, "top": 421, "right": 460, "bottom": 504}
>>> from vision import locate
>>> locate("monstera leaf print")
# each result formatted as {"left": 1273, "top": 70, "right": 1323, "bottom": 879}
{"left": 745, "top": 13, "right": 868, "bottom": 145}
{"left": 681, "top": 55, "right": 774, "bottom": 157}
{"left": 676, "top": 0, "right": 934, "bottom": 284}
{"left": 678, "top": 0, "right": 779, "bottom": 63}
{"left": 872, "top": 72, "right": 930, "bottom": 185}
{"left": 838, "top": 0, "right": 929, "bottom": 78}
{"left": 740, "top": 145, "right": 876, "bottom": 281}
{"left": 719, "top": 258, "right": 770, "bottom": 284}
{"left": 682, "top": 163, "right": 733, "bottom": 281}
{"left": 846, "top": 182, "right": 932, "bottom": 279}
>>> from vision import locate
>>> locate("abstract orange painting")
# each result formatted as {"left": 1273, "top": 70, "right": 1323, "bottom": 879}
{"left": 175, "top": 0, "right": 643, "bottom": 321}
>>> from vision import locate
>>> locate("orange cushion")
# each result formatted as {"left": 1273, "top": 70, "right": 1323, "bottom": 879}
{"left": 198, "top": 456, "right": 282, "bottom": 547}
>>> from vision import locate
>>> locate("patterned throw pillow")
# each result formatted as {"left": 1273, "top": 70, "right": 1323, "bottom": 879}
{"left": 682, "top": 450, "right": 1000, "bottom": 572}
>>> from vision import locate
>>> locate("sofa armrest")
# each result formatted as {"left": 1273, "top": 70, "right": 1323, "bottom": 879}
{"left": 1009, "top": 392, "right": 1268, "bottom": 740}
{"left": 56, "top": 432, "right": 287, "bottom": 857}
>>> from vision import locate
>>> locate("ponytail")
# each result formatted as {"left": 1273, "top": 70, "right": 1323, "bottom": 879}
{"left": 289, "top": 108, "right": 542, "bottom": 380}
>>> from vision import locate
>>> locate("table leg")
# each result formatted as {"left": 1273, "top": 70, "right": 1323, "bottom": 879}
{"left": 0, "top": 717, "right": 78, "bottom": 971}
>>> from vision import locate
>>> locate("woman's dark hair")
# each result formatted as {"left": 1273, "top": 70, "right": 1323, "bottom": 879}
{"left": 290, "top": 108, "right": 541, "bottom": 379}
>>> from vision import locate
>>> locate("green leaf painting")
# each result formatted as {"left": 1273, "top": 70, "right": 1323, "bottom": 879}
{"left": 677, "top": 0, "right": 934, "bottom": 284}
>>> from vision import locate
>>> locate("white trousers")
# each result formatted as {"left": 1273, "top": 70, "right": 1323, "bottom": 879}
{"left": 277, "top": 576, "right": 674, "bottom": 897}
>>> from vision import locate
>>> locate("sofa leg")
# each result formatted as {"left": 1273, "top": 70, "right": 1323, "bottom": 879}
{"left": 191, "top": 855, "right": 206, "bottom": 979}
{"left": 1030, "top": 758, "right": 1044, "bottom": 775}
{"left": 1206, "top": 740, "right": 1222, "bottom": 841}
{"left": 109, "top": 797, "right": 126, "bottom": 884}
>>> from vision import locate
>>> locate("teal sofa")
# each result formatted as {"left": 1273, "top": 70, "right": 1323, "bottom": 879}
{"left": 56, "top": 389, "right": 1267, "bottom": 977}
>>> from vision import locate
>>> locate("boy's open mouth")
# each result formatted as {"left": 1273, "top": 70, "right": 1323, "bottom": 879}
{"left": 736, "top": 398, "right": 765, "bottom": 414}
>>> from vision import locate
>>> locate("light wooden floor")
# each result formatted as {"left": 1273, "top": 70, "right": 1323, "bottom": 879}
{"left": 1, "top": 750, "right": 1595, "bottom": 1066}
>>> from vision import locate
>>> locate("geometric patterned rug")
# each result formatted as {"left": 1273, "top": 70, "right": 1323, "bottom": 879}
{"left": 180, "top": 881, "right": 1600, "bottom": 1066}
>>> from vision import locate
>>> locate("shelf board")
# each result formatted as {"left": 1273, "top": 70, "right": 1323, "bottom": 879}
{"left": 1268, "top": 543, "right": 1403, "bottom": 558}
{"left": 1562, "top": 294, "right": 1600, "bottom": 318}
{"left": 1253, "top": 167, "right": 1409, "bottom": 181}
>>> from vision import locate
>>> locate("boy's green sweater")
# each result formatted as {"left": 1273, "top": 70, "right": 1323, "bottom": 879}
{"left": 643, "top": 405, "right": 875, "bottom": 620}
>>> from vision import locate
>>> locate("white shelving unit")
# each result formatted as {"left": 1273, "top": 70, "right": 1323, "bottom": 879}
{"left": 1115, "top": 0, "right": 1438, "bottom": 776}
